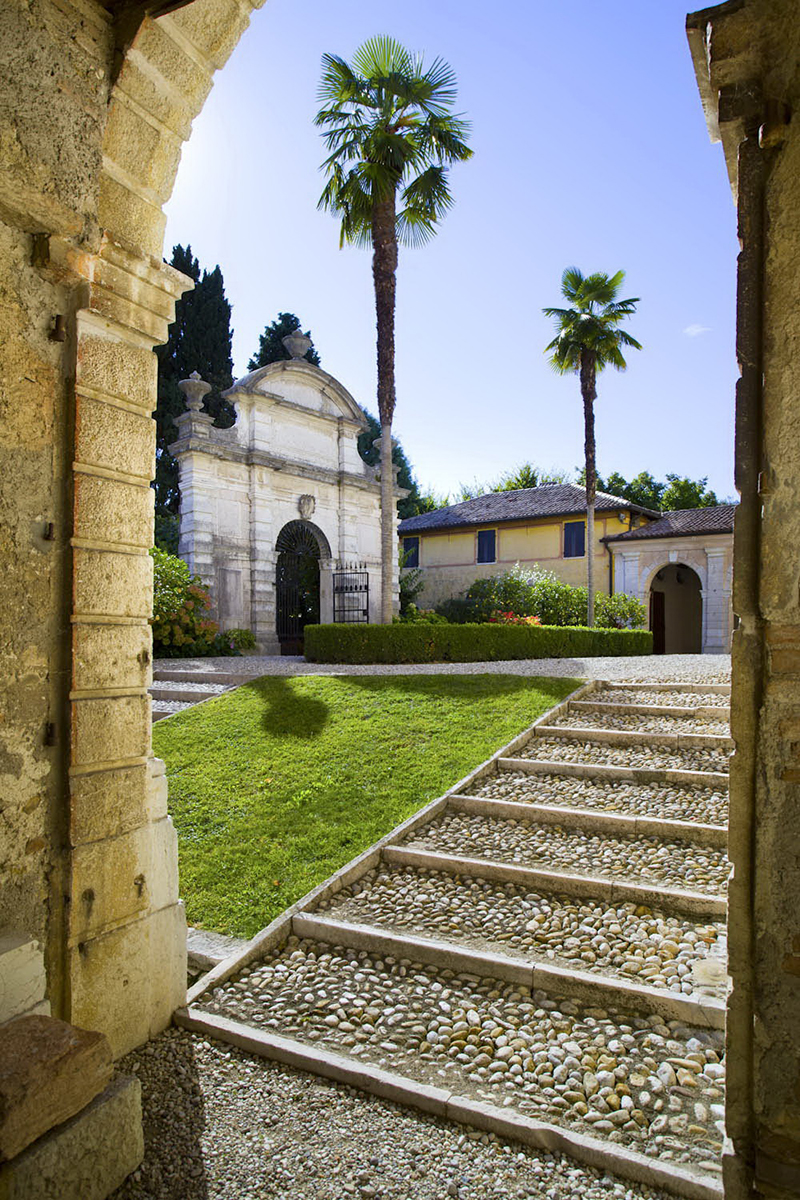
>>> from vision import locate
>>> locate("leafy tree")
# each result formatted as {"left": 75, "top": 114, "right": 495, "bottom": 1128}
{"left": 316, "top": 36, "right": 472, "bottom": 622}
{"left": 493, "top": 464, "right": 571, "bottom": 492}
{"left": 248, "top": 312, "right": 321, "bottom": 369}
{"left": 544, "top": 268, "right": 641, "bottom": 625}
{"left": 576, "top": 467, "right": 716, "bottom": 512}
{"left": 154, "top": 245, "right": 235, "bottom": 540}
{"left": 661, "top": 474, "right": 718, "bottom": 510}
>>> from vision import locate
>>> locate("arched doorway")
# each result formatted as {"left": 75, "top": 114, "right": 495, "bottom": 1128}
{"left": 275, "top": 521, "right": 325, "bottom": 654}
{"left": 649, "top": 564, "right": 702, "bottom": 654}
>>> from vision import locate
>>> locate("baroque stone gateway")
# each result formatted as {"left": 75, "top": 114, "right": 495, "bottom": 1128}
{"left": 172, "top": 341, "right": 402, "bottom": 652}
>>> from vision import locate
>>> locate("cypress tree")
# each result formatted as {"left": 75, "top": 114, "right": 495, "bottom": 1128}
{"left": 248, "top": 312, "right": 321, "bottom": 368}
{"left": 154, "top": 245, "right": 235, "bottom": 550}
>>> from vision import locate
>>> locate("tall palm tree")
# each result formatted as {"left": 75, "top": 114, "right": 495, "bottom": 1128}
{"left": 316, "top": 36, "right": 472, "bottom": 623}
{"left": 543, "top": 269, "right": 641, "bottom": 626}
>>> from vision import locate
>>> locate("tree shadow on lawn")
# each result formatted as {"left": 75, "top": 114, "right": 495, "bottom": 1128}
{"left": 247, "top": 671, "right": 578, "bottom": 743}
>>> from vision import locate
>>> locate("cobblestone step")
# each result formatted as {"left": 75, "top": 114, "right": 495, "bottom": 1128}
{"left": 570, "top": 700, "right": 730, "bottom": 721}
{"left": 516, "top": 736, "right": 731, "bottom": 775}
{"left": 150, "top": 684, "right": 229, "bottom": 703}
{"left": 449, "top": 793, "right": 726, "bottom": 848}
{"left": 188, "top": 936, "right": 725, "bottom": 1190}
{"left": 593, "top": 683, "right": 730, "bottom": 700}
{"left": 312, "top": 864, "right": 727, "bottom": 1009}
{"left": 498, "top": 756, "right": 730, "bottom": 789}
{"left": 480, "top": 769, "right": 729, "bottom": 826}
{"left": 397, "top": 811, "right": 729, "bottom": 898}
{"left": 151, "top": 699, "right": 195, "bottom": 720}
{"left": 557, "top": 710, "right": 730, "bottom": 737}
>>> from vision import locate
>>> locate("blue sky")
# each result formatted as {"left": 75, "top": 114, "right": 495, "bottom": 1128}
{"left": 165, "top": 0, "right": 738, "bottom": 502}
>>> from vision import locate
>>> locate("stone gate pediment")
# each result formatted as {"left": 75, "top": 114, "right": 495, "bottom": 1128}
{"left": 224, "top": 359, "right": 367, "bottom": 428}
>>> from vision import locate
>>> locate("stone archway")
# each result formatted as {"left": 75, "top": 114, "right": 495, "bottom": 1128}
{"left": 274, "top": 520, "right": 330, "bottom": 654}
{"left": 649, "top": 563, "right": 703, "bottom": 654}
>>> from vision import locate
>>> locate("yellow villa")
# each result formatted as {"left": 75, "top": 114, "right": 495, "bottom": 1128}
{"left": 398, "top": 482, "right": 657, "bottom": 608}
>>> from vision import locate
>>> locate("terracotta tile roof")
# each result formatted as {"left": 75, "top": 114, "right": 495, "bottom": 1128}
{"left": 398, "top": 484, "right": 658, "bottom": 534}
{"left": 604, "top": 504, "right": 737, "bottom": 542}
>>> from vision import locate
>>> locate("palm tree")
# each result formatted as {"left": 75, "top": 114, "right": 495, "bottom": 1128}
{"left": 316, "top": 36, "right": 472, "bottom": 623}
{"left": 543, "top": 269, "right": 641, "bottom": 626}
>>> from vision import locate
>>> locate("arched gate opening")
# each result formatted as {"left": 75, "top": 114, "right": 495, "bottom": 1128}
{"left": 649, "top": 563, "right": 702, "bottom": 654}
{"left": 275, "top": 520, "right": 325, "bottom": 654}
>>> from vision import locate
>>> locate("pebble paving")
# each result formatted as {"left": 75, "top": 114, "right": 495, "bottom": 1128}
{"left": 318, "top": 865, "right": 726, "bottom": 996}
{"left": 552, "top": 712, "right": 729, "bottom": 737}
{"left": 517, "top": 737, "right": 730, "bottom": 774}
{"left": 473, "top": 771, "right": 728, "bottom": 827}
{"left": 151, "top": 698, "right": 195, "bottom": 714}
{"left": 590, "top": 688, "right": 729, "bottom": 710}
{"left": 401, "top": 812, "right": 729, "bottom": 897}
{"left": 198, "top": 939, "right": 725, "bottom": 1171}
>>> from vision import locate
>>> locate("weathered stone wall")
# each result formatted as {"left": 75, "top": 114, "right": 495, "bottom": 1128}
{"left": 0, "top": 0, "right": 266, "bottom": 1058}
{"left": 688, "top": 2, "right": 800, "bottom": 1195}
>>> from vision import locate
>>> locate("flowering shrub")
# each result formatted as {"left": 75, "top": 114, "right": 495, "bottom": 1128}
{"left": 437, "top": 564, "right": 646, "bottom": 629}
{"left": 488, "top": 611, "right": 542, "bottom": 626}
{"left": 150, "top": 549, "right": 218, "bottom": 657}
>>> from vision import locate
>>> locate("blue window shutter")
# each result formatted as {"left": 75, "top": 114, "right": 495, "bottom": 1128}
{"left": 477, "top": 530, "right": 496, "bottom": 563}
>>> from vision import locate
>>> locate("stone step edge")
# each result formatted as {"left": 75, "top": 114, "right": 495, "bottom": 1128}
{"left": 449, "top": 794, "right": 727, "bottom": 848}
{"left": 175, "top": 1007, "right": 722, "bottom": 1200}
{"left": 600, "top": 682, "right": 730, "bottom": 696}
{"left": 569, "top": 701, "right": 730, "bottom": 720}
{"left": 534, "top": 726, "right": 733, "bottom": 751}
{"left": 149, "top": 687, "right": 229, "bottom": 703}
{"left": 498, "top": 757, "right": 730, "bottom": 790}
{"left": 292, "top": 913, "right": 725, "bottom": 1030}
{"left": 382, "top": 846, "right": 727, "bottom": 919}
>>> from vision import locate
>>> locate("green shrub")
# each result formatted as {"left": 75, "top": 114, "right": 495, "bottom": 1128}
{"left": 151, "top": 549, "right": 218, "bottom": 657}
{"left": 211, "top": 628, "right": 258, "bottom": 655}
{"left": 395, "top": 605, "right": 449, "bottom": 625}
{"left": 436, "top": 564, "right": 646, "bottom": 630}
{"left": 305, "top": 622, "right": 652, "bottom": 664}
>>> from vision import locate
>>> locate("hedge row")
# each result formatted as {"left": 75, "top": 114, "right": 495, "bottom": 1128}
{"left": 304, "top": 623, "right": 653, "bottom": 664}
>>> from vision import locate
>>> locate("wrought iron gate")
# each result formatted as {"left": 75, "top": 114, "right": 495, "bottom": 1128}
{"left": 275, "top": 521, "right": 321, "bottom": 654}
{"left": 333, "top": 562, "right": 370, "bottom": 624}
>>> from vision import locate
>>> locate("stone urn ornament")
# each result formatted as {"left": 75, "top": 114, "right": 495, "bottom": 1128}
{"left": 178, "top": 371, "right": 212, "bottom": 412}
{"left": 281, "top": 326, "right": 314, "bottom": 360}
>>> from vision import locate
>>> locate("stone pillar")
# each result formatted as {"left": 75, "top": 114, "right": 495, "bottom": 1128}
{"left": 249, "top": 469, "right": 279, "bottom": 654}
{"left": 69, "top": 236, "right": 187, "bottom": 1057}
{"left": 704, "top": 546, "right": 730, "bottom": 653}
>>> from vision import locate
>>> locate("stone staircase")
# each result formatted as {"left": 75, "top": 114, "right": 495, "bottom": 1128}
{"left": 150, "top": 667, "right": 253, "bottom": 721}
{"left": 177, "top": 680, "right": 731, "bottom": 1199}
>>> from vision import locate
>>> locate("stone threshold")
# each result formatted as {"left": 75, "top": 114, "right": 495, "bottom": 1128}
{"left": 174, "top": 1007, "right": 723, "bottom": 1200}
{"left": 382, "top": 846, "right": 727, "bottom": 919}
{"left": 599, "top": 683, "right": 730, "bottom": 696}
{"left": 291, "top": 913, "right": 726, "bottom": 1030}
{"left": 449, "top": 794, "right": 728, "bottom": 848}
{"left": 499, "top": 757, "right": 730, "bottom": 789}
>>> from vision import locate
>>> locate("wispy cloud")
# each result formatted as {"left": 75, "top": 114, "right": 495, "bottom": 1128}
{"left": 683, "top": 323, "right": 712, "bottom": 338}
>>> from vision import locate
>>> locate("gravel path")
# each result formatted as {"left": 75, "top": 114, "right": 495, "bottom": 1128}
{"left": 402, "top": 813, "right": 729, "bottom": 898}
{"left": 590, "top": 688, "right": 729, "bottom": 709}
{"left": 472, "top": 772, "right": 729, "bottom": 827}
{"left": 317, "top": 865, "right": 725, "bottom": 996}
{"left": 198, "top": 938, "right": 725, "bottom": 1169}
{"left": 112, "top": 1028, "right": 679, "bottom": 1200}
{"left": 551, "top": 712, "right": 729, "bottom": 737}
{"left": 153, "top": 654, "right": 731, "bottom": 683}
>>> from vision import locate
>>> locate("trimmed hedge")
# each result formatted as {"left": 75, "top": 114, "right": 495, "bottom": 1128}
{"left": 304, "top": 623, "right": 653, "bottom": 664}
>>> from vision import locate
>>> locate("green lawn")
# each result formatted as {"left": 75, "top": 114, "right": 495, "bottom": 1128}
{"left": 154, "top": 674, "right": 578, "bottom": 938}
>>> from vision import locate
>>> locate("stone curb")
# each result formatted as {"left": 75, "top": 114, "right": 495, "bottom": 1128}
{"left": 150, "top": 686, "right": 229, "bottom": 703}
{"left": 569, "top": 701, "right": 731, "bottom": 720}
{"left": 448, "top": 794, "right": 728, "bottom": 848}
{"left": 152, "top": 669, "right": 257, "bottom": 685}
{"left": 381, "top": 846, "right": 727, "bottom": 918}
{"left": 185, "top": 681, "right": 596, "bottom": 1002}
{"left": 291, "top": 913, "right": 726, "bottom": 1029}
{"left": 498, "top": 757, "right": 730, "bottom": 789}
{"left": 533, "top": 726, "right": 733, "bottom": 751}
{"left": 174, "top": 1007, "right": 723, "bottom": 1200}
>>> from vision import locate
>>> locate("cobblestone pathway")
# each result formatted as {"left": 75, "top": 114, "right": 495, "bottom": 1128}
{"left": 178, "top": 679, "right": 730, "bottom": 1200}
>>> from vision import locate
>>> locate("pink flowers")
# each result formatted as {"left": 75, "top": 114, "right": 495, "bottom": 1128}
{"left": 488, "top": 611, "right": 542, "bottom": 626}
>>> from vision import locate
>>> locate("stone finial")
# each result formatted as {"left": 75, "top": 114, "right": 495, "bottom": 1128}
{"left": 281, "top": 327, "right": 313, "bottom": 360}
{"left": 178, "top": 371, "right": 212, "bottom": 412}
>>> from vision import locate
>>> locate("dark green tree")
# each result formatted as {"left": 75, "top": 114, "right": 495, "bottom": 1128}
{"left": 248, "top": 312, "right": 321, "bottom": 369}
{"left": 316, "top": 35, "right": 472, "bottom": 621}
{"left": 154, "top": 245, "right": 235, "bottom": 548}
{"left": 493, "top": 464, "right": 571, "bottom": 492}
{"left": 661, "top": 474, "right": 718, "bottom": 510}
{"left": 576, "top": 467, "right": 716, "bottom": 511}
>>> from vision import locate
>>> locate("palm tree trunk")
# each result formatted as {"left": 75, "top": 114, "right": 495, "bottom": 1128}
{"left": 372, "top": 193, "right": 398, "bottom": 624}
{"left": 580, "top": 352, "right": 598, "bottom": 627}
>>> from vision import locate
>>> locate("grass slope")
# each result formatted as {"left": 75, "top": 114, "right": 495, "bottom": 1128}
{"left": 154, "top": 674, "right": 577, "bottom": 938}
